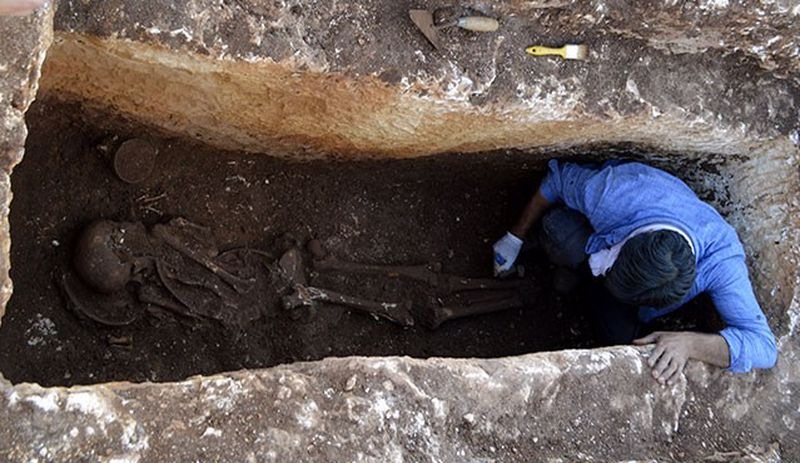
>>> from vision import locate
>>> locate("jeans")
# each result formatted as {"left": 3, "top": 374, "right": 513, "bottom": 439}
{"left": 539, "top": 206, "right": 646, "bottom": 345}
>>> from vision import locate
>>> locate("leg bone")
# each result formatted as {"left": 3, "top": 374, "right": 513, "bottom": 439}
{"left": 282, "top": 285, "right": 414, "bottom": 327}
{"left": 314, "top": 257, "right": 440, "bottom": 285}
{"left": 315, "top": 256, "right": 520, "bottom": 294}
{"left": 424, "top": 291, "right": 523, "bottom": 329}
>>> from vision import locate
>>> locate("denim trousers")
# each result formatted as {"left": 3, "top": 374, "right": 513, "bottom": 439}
{"left": 539, "top": 206, "right": 646, "bottom": 345}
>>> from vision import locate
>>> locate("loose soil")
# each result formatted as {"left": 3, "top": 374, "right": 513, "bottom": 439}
{"left": 0, "top": 99, "right": 705, "bottom": 387}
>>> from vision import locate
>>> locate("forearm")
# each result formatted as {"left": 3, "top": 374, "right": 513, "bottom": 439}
{"left": 510, "top": 189, "right": 551, "bottom": 238}
{"left": 689, "top": 332, "right": 730, "bottom": 368}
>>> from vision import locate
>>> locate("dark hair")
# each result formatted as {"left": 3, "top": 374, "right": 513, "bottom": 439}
{"left": 605, "top": 230, "right": 696, "bottom": 308}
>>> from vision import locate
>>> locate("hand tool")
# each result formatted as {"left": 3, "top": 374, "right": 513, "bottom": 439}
{"left": 525, "top": 44, "right": 589, "bottom": 60}
{"left": 410, "top": 9, "right": 499, "bottom": 50}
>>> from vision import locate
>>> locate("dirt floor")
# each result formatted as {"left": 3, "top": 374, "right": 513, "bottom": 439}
{"left": 0, "top": 98, "right": 708, "bottom": 387}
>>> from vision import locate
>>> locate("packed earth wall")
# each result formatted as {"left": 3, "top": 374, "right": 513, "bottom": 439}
{"left": 1, "top": 1, "right": 799, "bottom": 461}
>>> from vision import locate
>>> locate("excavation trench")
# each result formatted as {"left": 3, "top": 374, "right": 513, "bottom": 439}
{"left": 0, "top": 31, "right": 798, "bottom": 389}
{"left": 0, "top": 94, "right": 789, "bottom": 387}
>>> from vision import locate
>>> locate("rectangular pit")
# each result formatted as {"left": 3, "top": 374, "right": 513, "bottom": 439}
{"left": 0, "top": 98, "right": 782, "bottom": 387}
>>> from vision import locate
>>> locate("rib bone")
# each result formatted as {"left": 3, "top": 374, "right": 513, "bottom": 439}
{"left": 153, "top": 224, "right": 254, "bottom": 293}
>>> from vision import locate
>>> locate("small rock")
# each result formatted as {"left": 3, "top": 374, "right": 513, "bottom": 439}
{"left": 344, "top": 374, "right": 357, "bottom": 391}
{"left": 108, "top": 334, "right": 133, "bottom": 349}
{"left": 201, "top": 426, "right": 222, "bottom": 438}
{"left": 277, "top": 386, "right": 292, "bottom": 400}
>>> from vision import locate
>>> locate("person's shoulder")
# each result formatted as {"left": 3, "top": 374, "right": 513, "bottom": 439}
{"left": 696, "top": 222, "right": 746, "bottom": 275}
{"left": 610, "top": 162, "right": 698, "bottom": 191}
{"left": 602, "top": 160, "right": 665, "bottom": 174}
{"left": 552, "top": 160, "right": 680, "bottom": 185}
{"left": 600, "top": 159, "right": 627, "bottom": 169}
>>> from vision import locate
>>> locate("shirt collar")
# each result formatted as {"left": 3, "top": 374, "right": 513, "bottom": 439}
{"left": 589, "top": 224, "right": 694, "bottom": 277}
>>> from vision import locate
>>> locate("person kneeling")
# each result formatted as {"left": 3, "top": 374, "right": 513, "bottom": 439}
{"left": 493, "top": 160, "right": 777, "bottom": 385}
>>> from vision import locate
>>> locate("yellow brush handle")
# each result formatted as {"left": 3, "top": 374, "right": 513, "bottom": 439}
{"left": 457, "top": 16, "right": 500, "bottom": 32}
{"left": 525, "top": 45, "right": 566, "bottom": 58}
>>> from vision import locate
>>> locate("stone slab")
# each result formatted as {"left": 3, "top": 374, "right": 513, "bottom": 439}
{"left": 0, "top": 4, "right": 53, "bottom": 320}
{"left": 0, "top": 349, "right": 790, "bottom": 462}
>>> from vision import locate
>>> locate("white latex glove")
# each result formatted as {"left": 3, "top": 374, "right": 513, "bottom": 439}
{"left": 493, "top": 232, "right": 523, "bottom": 276}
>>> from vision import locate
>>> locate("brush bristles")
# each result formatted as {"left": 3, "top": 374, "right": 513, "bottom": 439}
{"left": 564, "top": 44, "right": 589, "bottom": 60}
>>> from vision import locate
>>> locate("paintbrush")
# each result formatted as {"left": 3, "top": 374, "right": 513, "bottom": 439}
{"left": 525, "top": 44, "right": 589, "bottom": 60}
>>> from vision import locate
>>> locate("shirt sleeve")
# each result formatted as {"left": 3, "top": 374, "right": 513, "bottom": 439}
{"left": 708, "top": 256, "right": 778, "bottom": 373}
{"left": 538, "top": 160, "right": 603, "bottom": 215}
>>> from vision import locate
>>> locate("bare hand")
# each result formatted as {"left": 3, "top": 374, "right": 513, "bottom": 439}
{"left": 0, "top": 0, "right": 45, "bottom": 16}
{"left": 633, "top": 331, "right": 694, "bottom": 386}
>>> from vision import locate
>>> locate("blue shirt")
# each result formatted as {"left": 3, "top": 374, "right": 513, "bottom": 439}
{"left": 539, "top": 160, "right": 777, "bottom": 373}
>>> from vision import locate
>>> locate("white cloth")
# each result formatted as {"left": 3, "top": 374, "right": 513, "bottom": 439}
{"left": 588, "top": 224, "right": 695, "bottom": 277}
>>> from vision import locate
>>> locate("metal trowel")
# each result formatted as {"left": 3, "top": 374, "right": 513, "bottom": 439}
{"left": 409, "top": 9, "right": 499, "bottom": 50}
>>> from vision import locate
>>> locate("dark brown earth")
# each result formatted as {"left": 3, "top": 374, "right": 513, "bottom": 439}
{"left": 0, "top": 98, "right": 708, "bottom": 387}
